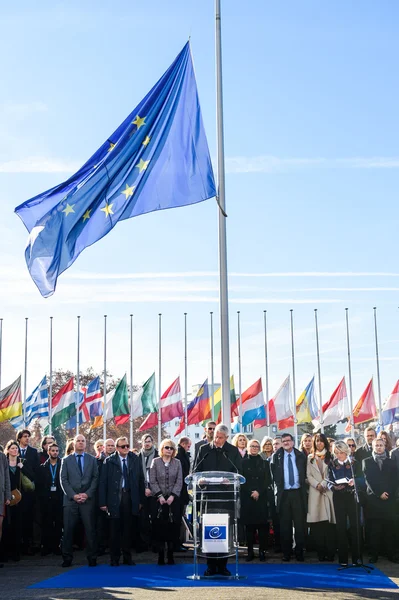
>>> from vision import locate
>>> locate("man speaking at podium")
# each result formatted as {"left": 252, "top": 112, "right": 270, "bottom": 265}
{"left": 193, "top": 423, "right": 243, "bottom": 576}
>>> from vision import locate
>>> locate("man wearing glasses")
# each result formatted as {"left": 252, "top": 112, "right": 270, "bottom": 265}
{"left": 194, "top": 421, "right": 216, "bottom": 463}
{"left": 99, "top": 437, "right": 145, "bottom": 567}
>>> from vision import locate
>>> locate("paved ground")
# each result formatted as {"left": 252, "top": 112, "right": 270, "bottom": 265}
{"left": 1, "top": 550, "right": 399, "bottom": 600}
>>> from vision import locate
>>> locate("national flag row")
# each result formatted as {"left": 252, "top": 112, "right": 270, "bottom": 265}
{"left": 1, "top": 371, "right": 399, "bottom": 432}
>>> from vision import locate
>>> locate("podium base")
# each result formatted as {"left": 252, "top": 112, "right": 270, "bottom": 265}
{"left": 187, "top": 574, "right": 247, "bottom": 581}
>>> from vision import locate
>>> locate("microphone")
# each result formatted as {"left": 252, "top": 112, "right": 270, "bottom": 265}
{"left": 223, "top": 451, "right": 239, "bottom": 474}
{"left": 193, "top": 451, "right": 210, "bottom": 472}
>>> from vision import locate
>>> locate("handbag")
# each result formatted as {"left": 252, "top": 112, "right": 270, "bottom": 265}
{"left": 21, "top": 473, "right": 35, "bottom": 492}
{"left": 9, "top": 489, "right": 22, "bottom": 506}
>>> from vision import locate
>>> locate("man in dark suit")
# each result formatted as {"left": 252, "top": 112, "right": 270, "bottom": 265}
{"left": 194, "top": 421, "right": 216, "bottom": 463}
{"left": 194, "top": 423, "right": 243, "bottom": 576}
{"left": 16, "top": 429, "right": 40, "bottom": 554}
{"left": 354, "top": 426, "right": 376, "bottom": 465}
{"left": 39, "top": 443, "right": 63, "bottom": 555}
{"left": 270, "top": 432, "right": 307, "bottom": 562}
{"left": 176, "top": 436, "right": 191, "bottom": 550}
{"left": 99, "top": 436, "right": 144, "bottom": 566}
{"left": 60, "top": 434, "right": 98, "bottom": 567}
{"left": 363, "top": 438, "right": 399, "bottom": 563}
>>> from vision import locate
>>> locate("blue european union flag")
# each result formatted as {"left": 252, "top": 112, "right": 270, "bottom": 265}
{"left": 15, "top": 42, "right": 216, "bottom": 297}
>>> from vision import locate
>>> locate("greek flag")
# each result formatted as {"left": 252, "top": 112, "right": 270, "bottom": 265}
{"left": 10, "top": 376, "right": 49, "bottom": 428}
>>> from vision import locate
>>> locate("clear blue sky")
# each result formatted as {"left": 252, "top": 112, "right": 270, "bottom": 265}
{"left": 1, "top": 1, "right": 399, "bottom": 416}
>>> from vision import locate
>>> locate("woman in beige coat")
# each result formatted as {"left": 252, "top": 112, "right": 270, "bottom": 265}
{"left": 307, "top": 433, "right": 336, "bottom": 561}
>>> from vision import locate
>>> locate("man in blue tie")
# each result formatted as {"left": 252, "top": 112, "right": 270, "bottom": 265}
{"left": 60, "top": 434, "right": 98, "bottom": 567}
{"left": 270, "top": 433, "right": 307, "bottom": 562}
{"left": 16, "top": 429, "right": 39, "bottom": 554}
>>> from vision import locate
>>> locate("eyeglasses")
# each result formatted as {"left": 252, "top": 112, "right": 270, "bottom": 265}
{"left": 207, "top": 427, "right": 215, "bottom": 431}
{"left": 250, "top": 445, "right": 260, "bottom": 449}
{"left": 348, "top": 444, "right": 356, "bottom": 448}
{"left": 164, "top": 446, "right": 174, "bottom": 450}
{"left": 117, "top": 444, "right": 129, "bottom": 449}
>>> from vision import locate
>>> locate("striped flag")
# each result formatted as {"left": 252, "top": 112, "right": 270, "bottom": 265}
{"left": 10, "top": 376, "right": 48, "bottom": 428}
{"left": 0, "top": 376, "right": 22, "bottom": 423}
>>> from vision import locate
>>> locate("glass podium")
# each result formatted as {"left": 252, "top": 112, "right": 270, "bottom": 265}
{"left": 185, "top": 471, "right": 246, "bottom": 580}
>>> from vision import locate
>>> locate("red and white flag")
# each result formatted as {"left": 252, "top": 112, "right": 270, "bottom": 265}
{"left": 140, "top": 376, "right": 183, "bottom": 431}
{"left": 254, "top": 375, "right": 292, "bottom": 429}
{"left": 313, "top": 377, "right": 350, "bottom": 430}
{"left": 345, "top": 378, "right": 376, "bottom": 432}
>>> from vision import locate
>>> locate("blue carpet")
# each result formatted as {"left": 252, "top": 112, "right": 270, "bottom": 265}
{"left": 29, "top": 563, "right": 397, "bottom": 589}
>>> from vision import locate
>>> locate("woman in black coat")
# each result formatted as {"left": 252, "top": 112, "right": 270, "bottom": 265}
{"left": 241, "top": 439, "right": 271, "bottom": 561}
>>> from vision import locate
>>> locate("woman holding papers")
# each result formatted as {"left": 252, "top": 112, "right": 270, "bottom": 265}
{"left": 328, "top": 440, "right": 361, "bottom": 566}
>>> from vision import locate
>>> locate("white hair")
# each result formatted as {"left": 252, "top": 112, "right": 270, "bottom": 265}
{"left": 215, "top": 423, "right": 229, "bottom": 438}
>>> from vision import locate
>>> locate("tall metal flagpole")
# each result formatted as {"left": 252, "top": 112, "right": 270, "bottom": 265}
{"left": 290, "top": 310, "right": 298, "bottom": 446}
{"left": 158, "top": 314, "right": 162, "bottom": 448}
{"left": 373, "top": 307, "right": 383, "bottom": 427}
{"left": 210, "top": 312, "right": 215, "bottom": 421}
{"left": 263, "top": 311, "right": 270, "bottom": 436}
{"left": 49, "top": 317, "right": 53, "bottom": 435}
{"left": 23, "top": 317, "right": 28, "bottom": 427}
{"left": 314, "top": 309, "right": 324, "bottom": 433}
{"left": 237, "top": 311, "right": 243, "bottom": 433}
{"left": 76, "top": 316, "right": 81, "bottom": 436}
{"left": 184, "top": 313, "right": 188, "bottom": 435}
{"left": 103, "top": 315, "right": 107, "bottom": 442}
{"left": 345, "top": 308, "right": 355, "bottom": 437}
{"left": 0, "top": 318, "right": 3, "bottom": 393}
{"left": 129, "top": 314, "right": 134, "bottom": 448}
{"left": 215, "top": 0, "right": 231, "bottom": 424}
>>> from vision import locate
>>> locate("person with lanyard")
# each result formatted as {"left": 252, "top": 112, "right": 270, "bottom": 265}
{"left": 150, "top": 439, "right": 183, "bottom": 566}
{"left": 99, "top": 436, "right": 144, "bottom": 567}
{"left": 60, "top": 434, "right": 98, "bottom": 568}
{"left": 363, "top": 437, "right": 399, "bottom": 563}
{"left": 328, "top": 440, "right": 361, "bottom": 566}
{"left": 2, "top": 440, "right": 34, "bottom": 562}
{"left": 39, "top": 443, "right": 63, "bottom": 556}
{"left": 270, "top": 433, "right": 307, "bottom": 562}
{"left": 16, "top": 429, "right": 39, "bottom": 555}
{"left": 138, "top": 434, "right": 158, "bottom": 551}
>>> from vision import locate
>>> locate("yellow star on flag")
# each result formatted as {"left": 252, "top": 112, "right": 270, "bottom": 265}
{"left": 136, "top": 158, "right": 150, "bottom": 173}
{"left": 107, "top": 142, "right": 116, "bottom": 152}
{"left": 62, "top": 203, "right": 75, "bottom": 216}
{"left": 132, "top": 115, "right": 146, "bottom": 129}
{"left": 142, "top": 136, "right": 151, "bottom": 147}
{"left": 101, "top": 203, "right": 114, "bottom": 217}
{"left": 121, "top": 184, "right": 135, "bottom": 199}
{"left": 82, "top": 209, "right": 91, "bottom": 222}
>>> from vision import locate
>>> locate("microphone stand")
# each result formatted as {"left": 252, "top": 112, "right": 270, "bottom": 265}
{"left": 338, "top": 458, "right": 373, "bottom": 574}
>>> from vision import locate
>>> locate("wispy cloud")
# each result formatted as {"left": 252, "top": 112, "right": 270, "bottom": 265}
{"left": 225, "top": 155, "right": 399, "bottom": 174}
{"left": 0, "top": 156, "right": 81, "bottom": 173}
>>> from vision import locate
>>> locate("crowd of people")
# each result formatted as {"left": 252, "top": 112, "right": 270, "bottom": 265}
{"left": 0, "top": 422, "right": 398, "bottom": 575}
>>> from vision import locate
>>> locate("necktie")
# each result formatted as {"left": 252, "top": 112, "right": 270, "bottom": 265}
{"left": 77, "top": 454, "right": 83, "bottom": 475}
{"left": 21, "top": 449, "right": 26, "bottom": 458}
{"left": 288, "top": 453, "right": 295, "bottom": 487}
{"left": 122, "top": 459, "right": 130, "bottom": 491}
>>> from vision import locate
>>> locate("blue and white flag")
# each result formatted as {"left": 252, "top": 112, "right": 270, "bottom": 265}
{"left": 10, "top": 376, "right": 49, "bottom": 429}
{"left": 15, "top": 42, "right": 216, "bottom": 297}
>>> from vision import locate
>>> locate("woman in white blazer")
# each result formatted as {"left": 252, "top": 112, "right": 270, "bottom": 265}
{"left": 306, "top": 433, "right": 336, "bottom": 561}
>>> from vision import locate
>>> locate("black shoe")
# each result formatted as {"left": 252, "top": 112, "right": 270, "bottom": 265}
{"left": 259, "top": 551, "right": 266, "bottom": 562}
{"left": 245, "top": 553, "right": 254, "bottom": 562}
{"left": 123, "top": 557, "right": 135, "bottom": 566}
{"left": 282, "top": 555, "right": 290, "bottom": 562}
{"left": 204, "top": 568, "right": 217, "bottom": 576}
{"left": 61, "top": 560, "right": 72, "bottom": 568}
{"left": 219, "top": 568, "right": 232, "bottom": 577}
{"left": 88, "top": 559, "right": 97, "bottom": 567}
{"left": 369, "top": 556, "right": 378, "bottom": 564}
{"left": 110, "top": 560, "right": 119, "bottom": 567}
{"left": 296, "top": 554, "right": 304, "bottom": 562}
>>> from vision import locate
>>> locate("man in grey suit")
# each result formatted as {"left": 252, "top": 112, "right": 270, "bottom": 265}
{"left": 60, "top": 434, "right": 98, "bottom": 567}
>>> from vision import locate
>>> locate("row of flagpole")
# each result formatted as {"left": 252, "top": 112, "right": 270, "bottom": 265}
{"left": 1, "top": 306, "right": 393, "bottom": 444}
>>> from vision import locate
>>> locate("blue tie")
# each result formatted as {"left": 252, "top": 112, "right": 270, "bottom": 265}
{"left": 288, "top": 453, "right": 295, "bottom": 487}
{"left": 77, "top": 454, "right": 83, "bottom": 475}
{"left": 122, "top": 459, "right": 130, "bottom": 491}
